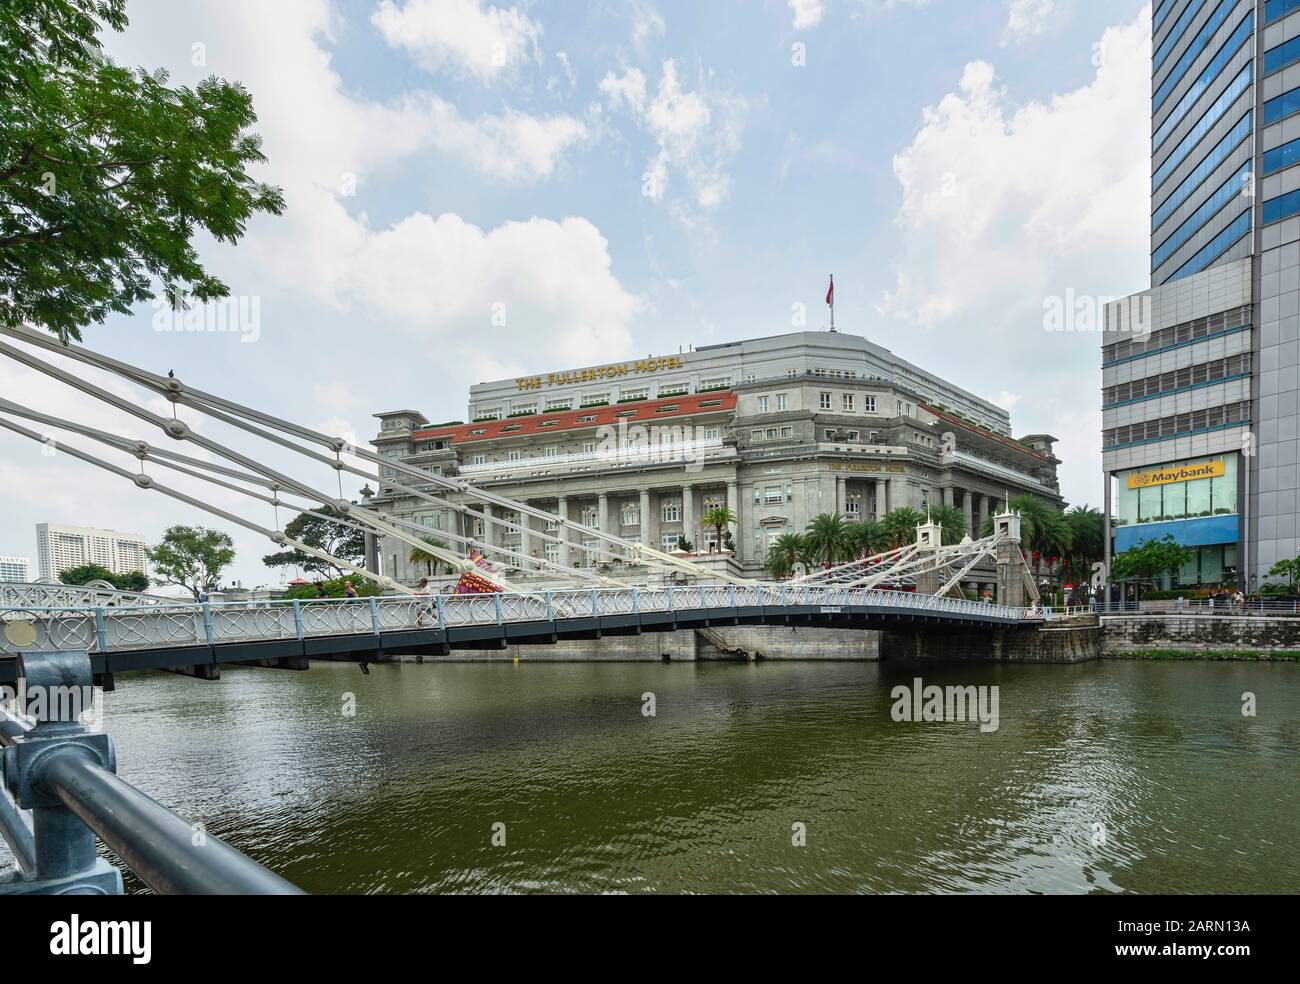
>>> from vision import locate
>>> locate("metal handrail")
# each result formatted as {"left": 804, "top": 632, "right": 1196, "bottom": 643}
{"left": 39, "top": 750, "right": 303, "bottom": 895}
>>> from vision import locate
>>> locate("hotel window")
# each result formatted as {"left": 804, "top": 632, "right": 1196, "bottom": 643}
{"left": 576, "top": 414, "right": 598, "bottom": 423}
{"left": 662, "top": 500, "right": 681, "bottom": 522}
{"left": 545, "top": 518, "right": 559, "bottom": 532}
{"left": 703, "top": 426, "right": 721, "bottom": 439}
{"left": 701, "top": 376, "right": 731, "bottom": 390}
{"left": 745, "top": 373, "right": 757, "bottom": 382}
{"left": 508, "top": 450, "right": 521, "bottom": 461}
{"left": 583, "top": 440, "right": 597, "bottom": 453}
{"left": 844, "top": 430, "right": 859, "bottom": 441}
{"left": 537, "top": 420, "right": 559, "bottom": 428}
{"left": 703, "top": 494, "right": 724, "bottom": 512}
{"left": 786, "top": 482, "right": 795, "bottom": 501}
{"left": 472, "top": 453, "right": 486, "bottom": 465}
{"left": 581, "top": 506, "right": 599, "bottom": 528}
{"left": 621, "top": 388, "right": 649, "bottom": 401}
{"left": 501, "top": 424, "right": 522, "bottom": 432}
{"left": 544, "top": 446, "right": 560, "bottom": 458}
{"left": 480, "top": 408, "right": 502, "bottom": 420}
{"left": 757, "top": 396, "right": 769, "bottom": 413}
{"left": 776, "top": 393, "right": 789, "bottom": 411}
{"left": 663, "top": 533, "right": 685, "bottom": 551}
{"left": 780, "top": 426, "right": 793, "bottom": 438}
{"left": 544, "top": 542, "right": 560, "bottom": 563}
{"left": 545, "top": 398, "right": 571, "bottom": 412}
{"left": 897, "top": 400, "right": 912, "bottom": 417}
{"left": 751, "top": 429, "right": 764, "bottom": 441}
{"left": 468, "top": 428, "right": 487, "bottom": 436}
{"left": 621, "top": 503, "right": 640, "bottom": 526}
{"left": 864, "top": 396, "right": 876, "bottom": 413}
{"left": 819, "top": 392, "right": 832, "bottom": 410}
{"left": 513, "top": 404, "right": 536, "bottom": 416}
{"left": 471, "top": 518, "right": 484, "bottom": 536}
{"left": 765, "top": 427, "right": 779, "bottom": 440}
{"left": 764, "top": 486, "right": 783, "bottom": 504}
{"left": 786, "top": 369, "right": 798, "bottom": 378}
{"left": 842, "top": 394, "right": 855, "bottom": 412}
{"left": 583, "top": 392, "right": 610, "bottom": 405}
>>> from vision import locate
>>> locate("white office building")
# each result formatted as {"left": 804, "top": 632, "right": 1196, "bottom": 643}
{"left": 0, "top": 555, "right": 30, "bottom": 582}
{"left": 35, "top": 524, "right": 149, "bottom": 580}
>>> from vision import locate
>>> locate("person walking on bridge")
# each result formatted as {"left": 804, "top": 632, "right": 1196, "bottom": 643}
{"left": 414, "top": 577, "right": 433, "bottom": 628}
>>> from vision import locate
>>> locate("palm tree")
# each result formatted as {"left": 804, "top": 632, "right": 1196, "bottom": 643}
{"left": 766, "top": 532, "right": 806, "bottom": 579}
{"left": 924, "top": 504, "right": 968, "bottom": 545}
{"left": 881, "top": 507, "right": 925, "bottom": 549}
{"left": 701, "top": 506, "right": 738, "bottom": 553}
{"left": 845, "top": 519, "right": 888, "bottom": 558}
{"left": 1063, "top": 504, "right": 1104, "bottom": 585}
{"left": 409, "top": 537, "right": 451, "bottom": 577}
{"left": 803, "top": 512, "right": 852, "bottom": 565}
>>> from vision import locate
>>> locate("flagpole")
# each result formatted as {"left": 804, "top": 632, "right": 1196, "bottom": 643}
{"left": 829, "top": 273, "right": 835, "bottom": 332}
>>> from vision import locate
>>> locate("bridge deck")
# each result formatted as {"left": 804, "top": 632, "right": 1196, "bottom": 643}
{"left": 0, "top": 586, "right": 1041, "bottom": 683}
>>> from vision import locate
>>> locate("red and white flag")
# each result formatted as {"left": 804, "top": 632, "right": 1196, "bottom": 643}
{"left": 825, "top": 275, "right": 834, "bottom": 306}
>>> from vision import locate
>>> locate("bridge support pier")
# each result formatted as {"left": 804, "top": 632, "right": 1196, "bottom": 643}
{"left": 165, "top": 662, "right": 220, "bottom": 680}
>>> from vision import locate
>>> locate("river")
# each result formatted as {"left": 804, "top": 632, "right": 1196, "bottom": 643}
{"left": 19, "top": 658, "right": 1300, "bottom": 894}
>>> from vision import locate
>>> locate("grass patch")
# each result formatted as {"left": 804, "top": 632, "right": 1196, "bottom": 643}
{"left": 1105, "top": 649, "right": 1300, "bottom": 662}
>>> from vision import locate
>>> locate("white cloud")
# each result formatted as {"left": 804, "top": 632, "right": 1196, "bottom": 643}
{"left": 371, "top": 0, "right": 542, "bottom": 81}
{"left": 1003, "top": 0, "right": 1056, "bottom": 45}
{"left": 627, "top": 0, "right": 666, "bottom": 54}
{"left": 600, "top": 60, "right": 746, "bottom": 213}
{"left": 790, "top": 0, "right": 825, "bottom": 30}
{"left": 880, "top": 8, "right": 1152, "bottom": 510}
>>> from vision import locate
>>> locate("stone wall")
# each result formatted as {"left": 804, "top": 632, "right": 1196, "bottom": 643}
{"left": 1101, "top": 615, "right": 1300, "bottom": 654}
{"left": 879, "top": 623, "right": 1101, "bottom": 663}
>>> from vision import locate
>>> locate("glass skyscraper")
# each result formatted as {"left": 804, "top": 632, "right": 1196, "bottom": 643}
{"left": 1103, "top": 1, "right": 1300, "bottom": 593}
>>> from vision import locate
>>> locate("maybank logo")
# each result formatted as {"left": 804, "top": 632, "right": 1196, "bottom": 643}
{"left": 1126, "top": 460, "right": 1224, "bottom": 489}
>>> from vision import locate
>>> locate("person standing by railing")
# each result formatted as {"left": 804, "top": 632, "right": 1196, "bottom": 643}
{"left": 414, "top": 578, "right": 433, "bottom": 628}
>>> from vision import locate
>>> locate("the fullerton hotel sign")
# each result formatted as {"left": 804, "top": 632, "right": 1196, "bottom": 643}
{"left": 515, "top": 355, "right": 685, "bottom": 390}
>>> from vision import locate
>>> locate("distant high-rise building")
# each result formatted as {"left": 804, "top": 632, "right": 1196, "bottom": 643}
{"left": 0, "top": 555, "right": 30, "bottom": 582}
{"left": 35, "top": 524, "right": 149, "bottom": 580}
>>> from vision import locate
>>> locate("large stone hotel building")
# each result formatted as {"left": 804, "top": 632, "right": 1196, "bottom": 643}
{"left": 370, "top": 331, "right": 1061, "bottom": 586}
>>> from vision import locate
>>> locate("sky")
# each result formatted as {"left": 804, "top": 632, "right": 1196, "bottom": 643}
{"left": 0, "top": 0, "right": 1153, "bottom": 591}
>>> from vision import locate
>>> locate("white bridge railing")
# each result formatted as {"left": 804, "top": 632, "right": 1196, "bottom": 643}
{"left": 0, "top": 587, "right": 1040, "bottom": 657}
{"left": 0, "top": 582, "right": 170, "bottom": 612}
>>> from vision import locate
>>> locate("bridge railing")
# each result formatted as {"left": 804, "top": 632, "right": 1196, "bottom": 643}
{"left": 0, "top": 650, "right": 303, "bottom": 895}
{"left": 0, "top": 586, "right": 1040, "bottom": 657}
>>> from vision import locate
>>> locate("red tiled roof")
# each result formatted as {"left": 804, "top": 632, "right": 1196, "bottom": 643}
{"left": 412, "top": 392, "right": 737, "bottom": 444}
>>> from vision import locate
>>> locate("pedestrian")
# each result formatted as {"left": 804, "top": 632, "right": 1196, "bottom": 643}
{"left": 314, "top": 581, "right": 328, "bottom": 599}
{"left": 414, "top": 577, "right": 432, "bottom": 628}
{"left": 343, "top": 580, "right": 360, "bottom": 599}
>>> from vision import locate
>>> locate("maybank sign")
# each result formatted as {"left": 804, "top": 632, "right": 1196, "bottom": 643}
{"left": 1126, "top": 460, "right": 1225, "bottom": 489}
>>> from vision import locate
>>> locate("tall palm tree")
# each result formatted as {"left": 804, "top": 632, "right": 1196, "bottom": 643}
{"left": 409, "top": 537, "right": 451, "bottom": 577}
{"left": 845, "top": 519, "right": 888, "bottom": 558}
{"left": 766, "top": 532, "right": 806, "bottom": 579}
{"left": 925, "top": 504, "right": 968, "bottom": 545}
{"left": 701, "top": 506, "right": 737, "bottom": 553}
{"left": 881, "top": 507, "right": 925, "bottom": 549}
{"left": 803, "top": 512, "right": 851, "bottom": 565}
{"left": 1063, "top": 504, "right": 1104, "bottom": 585}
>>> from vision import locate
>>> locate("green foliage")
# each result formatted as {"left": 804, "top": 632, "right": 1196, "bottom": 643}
{"left": 408, "top": 537, "right": 452, "bottom": 576}
{"left": 803, "top": 513, "right": 851, "bottom": 564}
{"left": 766, "top": 532, "right": 805, "bottom": 579}
{"left": 881, "top": 507, "right": 925, "bottom": 549}
{"left": 845, "top": 519, "right": 887, "bottom": 557}
{"left": 146, "top": 525, "right": 234, "bottom": 599}
{"left": 701, "top": 506, "right": 737, "bottom": 549}
{"left": 0, "top": 0, "right": 285, "bottom": 341}
{"left": 59, "top": 562, "right": 148, "bottom": 591}
{"left": 924, "top": 504, "right": 967, "bottom": 545}
{"left": 282, "top": 576, "right": 382, "bottom": 600}
{"left": 675, "top": 535, "right": 694, "bottom": 553}
{"left": 1110, "top": 534, "right": 1194, "bottom": 586}
{"left": 262, "top": 505, "right": 366, "bottom": 576}
{"left": 1266, "top": 555, "right": 1300, "bottom": 588}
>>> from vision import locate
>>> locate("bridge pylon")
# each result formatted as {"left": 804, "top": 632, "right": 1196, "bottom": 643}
{"left": 994, "top": 509, "right": 1037, "bottom": 607}
{"left": 913, "top": 518, "right": 944, "bottom": 595}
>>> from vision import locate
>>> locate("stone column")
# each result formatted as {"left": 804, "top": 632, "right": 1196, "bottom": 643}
{"left": 874, "top": 479, "right": 887, "bottom": 519}
{"left": 639, "top": 489, "right": 652, "bottom": 550}
{"left": 598, "top": 492, "right": 610, "bottom": 536}
{"left": 682, "top": 484, "right": 695, "bottom": 550}
{"left": 962, "top": 489, "right": 974, "bottom": 537}
{"left": 481, "top": 503, "right": 494, "bottom": 551}
{"left": 726, "top": 480, "right": 739, "bottom": 557}
{"left": 888, "top": 477, "right": 905, "bottom": 513}
{"left": 557, "top": 495, "right": 571, "bottom": 567}
{"left": 835, "top": 475, "right": 846, "bottom": 516}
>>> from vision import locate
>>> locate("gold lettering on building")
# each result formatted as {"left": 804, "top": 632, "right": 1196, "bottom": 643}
{"left": 829, "top": 463, "right": 907, "bottom": 474}
{"left": 515, "top": 355, "right": 685, "bottom": 390}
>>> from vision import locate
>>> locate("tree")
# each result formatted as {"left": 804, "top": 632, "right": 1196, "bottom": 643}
{"left": 881, "top": 507, "right": 925, "bottom": 550}
{"left": 924, "top": 504, "right": 968, "bottom": 545}
{"left": 1, "top": 0, "right": 285, "bottom": 342}
{"left": 262, "top": 505, "right": 365, "bottom": 576}
{"left": 701, "top": 506, "right": 737, "bottom": 553}
{"left": 803, "top": 513, "right": 851, "bottom": 565}
{"left": 147, "top": 525, "right": 234, "bottom": 600}
{"left": 1266, "top": 555, "right": 1300, "bottom": 590}
{"left": 766, "top": 532, "right": 805, "bottom": 579}
{"left": 1063, "top": 504, "right": 1105, "bottom": 586}
{"left": 408, "top": 537, "right": 452, "bottom": 577}
{"left": 1110, "top": 535, "right": 1193, "bottom": 589}
{"left": 59, "top": 563, "right": 148, "bottom": 591}
{"left": 844, "top": 520, "right": 887, "bottom": 557}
